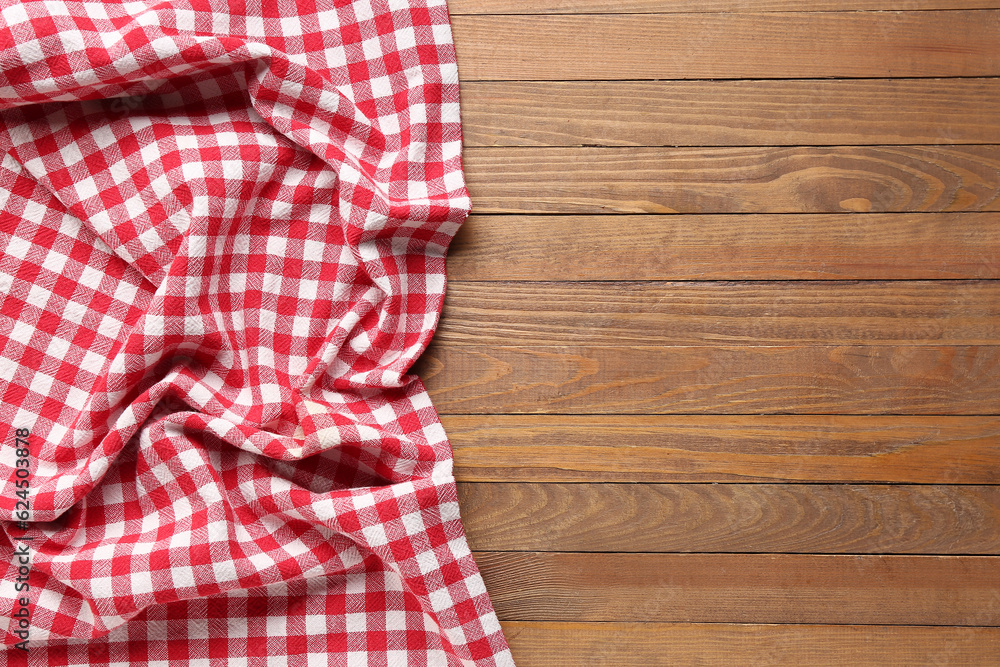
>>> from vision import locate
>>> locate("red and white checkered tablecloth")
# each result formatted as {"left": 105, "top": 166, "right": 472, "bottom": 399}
{"left": 0, "top": 0, "right": 514, "bottom": 664}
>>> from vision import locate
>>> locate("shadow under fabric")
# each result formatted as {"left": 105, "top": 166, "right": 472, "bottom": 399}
{"left": 0, "top": 0, "right": 514, "bottom": 664}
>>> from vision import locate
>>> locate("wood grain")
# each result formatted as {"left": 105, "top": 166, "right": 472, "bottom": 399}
{"left": 458, "top": 483, "right": 1000, "bottom": 554}
{"left": 501, "top": 622, "right": 1000, "bottom": 667}
{"left": 474, "top": 552, "right": 1000, "bottom": 624}
{"left": 451, "top": 13, "right": 1000, "bottom": 80}
{"left": 451, "top": 1, "right": 996, "bottom": 14}
{"left": 461, "top": 80, "right": 1000, "bottom": 147}
{"left": 444, "top": 5, "right": 1000, "bottom": 654}
{"left": 449, "top": 214, "right": 1000, "bottom": 280}
{"left": 464, "top": 146, "right": 1000, "bottom": 214}
{"left": 436, "top": 281, "right": 1000, "bottom": 346}
{"left": 444, "top": 415, "right": 1000, "bottom": 483}
{"left": 416, "top": 345, "right": 1000, "bottom": 414}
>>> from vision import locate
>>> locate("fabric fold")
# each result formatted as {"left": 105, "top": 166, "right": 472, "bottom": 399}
{"left": 0, "top": 0, "right": 513, "bottom": 664}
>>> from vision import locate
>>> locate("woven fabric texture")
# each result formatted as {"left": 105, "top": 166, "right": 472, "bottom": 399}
{"left": 0, "top": 0, "right": 513, "bottom": 664}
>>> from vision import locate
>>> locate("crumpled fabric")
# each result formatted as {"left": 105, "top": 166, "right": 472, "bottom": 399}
{"left": 0, "top": 0, "right": 513, "bottom": 664}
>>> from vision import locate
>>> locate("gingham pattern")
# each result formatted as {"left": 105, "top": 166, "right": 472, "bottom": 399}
{"left": 0, "top": 0, "right": 514, "bottom": 664}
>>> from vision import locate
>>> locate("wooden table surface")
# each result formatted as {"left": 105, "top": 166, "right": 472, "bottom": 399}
{"left": 419, "top": 2, "right": 1000, "bottom": 664}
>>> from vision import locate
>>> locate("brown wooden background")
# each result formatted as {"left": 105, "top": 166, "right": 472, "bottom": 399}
{"left": 417, "top": 1, "right": 1000, "bottom": 664}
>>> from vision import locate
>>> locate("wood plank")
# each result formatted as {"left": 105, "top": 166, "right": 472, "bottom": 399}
{"left": 436, "top": 281, "right": 1000, "bottom": 346}
{"left": 458, "top": 483, "right": 1000, "bottom": 554}
{"left": 451, "top": 1, "right": 996, "bottom": 14}
{"left": 463, "top": 146, "right": 1000, "bottom": 214}
{"left": 461, "top": 80, "right": 1000, "bottom": 147}
{"left": 416, "top": 345, "right": 1000, "bottom": 414}
{"left": 501, "top": 621, "right": 1000, "bottom": 667}
{"left": 450, "top": 214, "right": 1000, "bottom": 281}
{"left": 444, "top": 415, "right": 1000, "bottom": 483}
{"left": 473, "top": 552, "right": 1000, "bottom": 624}
{"left": 451, "top": 13, "right": 1000, "bottom": 80}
